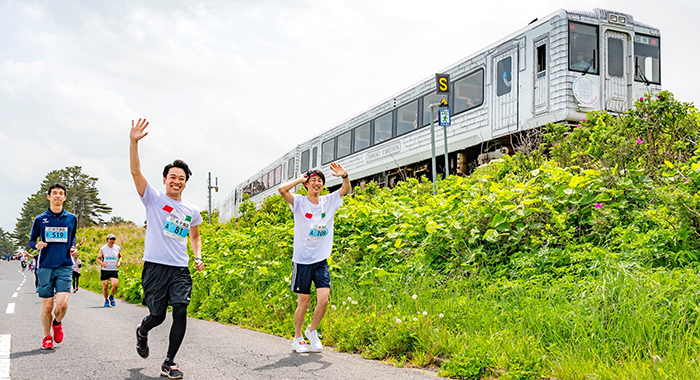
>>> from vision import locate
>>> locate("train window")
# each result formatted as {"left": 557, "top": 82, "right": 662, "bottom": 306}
{"left": 397, "top": 100, "right": 418, "bottom": 136}
{"left": 422, "top": 93, "right": 443, "bottom": 127}
{"left": 322, "top": 139, "right": 335, "bottom": 165}
{"left": 354, "top": 122, "right": 370, "bottom": 152}
{"left": 301, "top": 150, "right": 310, "bottom": 173}
{"left": 497, "top": 57, "right": 512, "bottom": 96}
{"left": 337, "top": 130, "right": 352, "bottom": 158}
{"left": 569, "top": 22, "right": 599, "bottom": 74}
{"left": 274, "top": 165, "right": 282, "bottom": 185}
{"left": 634, "top": 34, "right": 660, "bottom": 84}
{"left": 608, "top": 38, "right": 624, "bottom": 77}
{"left": 287, "top": 157, "right": 294, "bottom": 179}
{"left": 536, "top": 44, "right": 546, "bottom": 73}
{"left": 374, "top": 112, "right": 393, "bottom": 144}
{"left": 267, "top": 172, "right": 273, "bottom": 189}
{"left": 312, "top": 146, "right": 318, "bottom": 167}
{"left": 454, "top": 69, "right": 484, "bottom": 114}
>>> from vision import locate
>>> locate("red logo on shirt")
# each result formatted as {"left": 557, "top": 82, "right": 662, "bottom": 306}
{"left": 305, "top": 213, "right": 313, "bottom": 219}
{"left": 163, "top": 205, "right": 174, "bottom": 213}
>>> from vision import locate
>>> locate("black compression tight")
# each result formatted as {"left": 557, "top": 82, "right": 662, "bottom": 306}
{"left": 167, "top": 304, "right": 188, "bottom": 361}
{"left": 139, "top": 304, "right": 188, "bottom": 362}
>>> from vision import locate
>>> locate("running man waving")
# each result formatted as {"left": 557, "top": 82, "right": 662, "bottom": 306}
{"left": 130, "top": 118, "right": 205, "bottom": 379}
{"left": 278, "top": 162, "right": 351, "bottom": 353}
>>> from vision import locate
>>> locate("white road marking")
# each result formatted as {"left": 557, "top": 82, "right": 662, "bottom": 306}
{"left": 10, "top": 294, "right": 17, "bottom": 298}
{"left": 0, "top": 334, "right": 10, "bottom": 380}
{"left": 15, "top": 288, "right": 20, "bottom": 291}
{"left": 4, "top": 304, "right": 14, "bottom": 314}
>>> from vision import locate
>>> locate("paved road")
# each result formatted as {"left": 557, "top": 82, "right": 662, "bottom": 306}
{"left": 0, "top": 261, "right": 437, "bottom": 380}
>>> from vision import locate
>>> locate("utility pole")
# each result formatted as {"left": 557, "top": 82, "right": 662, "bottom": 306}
{"left": 207, "top": 172, "right": 218, "bottom": 224}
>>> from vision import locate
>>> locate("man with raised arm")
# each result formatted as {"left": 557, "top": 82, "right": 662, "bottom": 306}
{"left": 129, "top": 118, "right": 205, "bottom": 379}
{"left": 28, "top": 182, "right": 78, "bottom": 350}
{"left": 278, "top": 162, "right": 351, "bottom": 353}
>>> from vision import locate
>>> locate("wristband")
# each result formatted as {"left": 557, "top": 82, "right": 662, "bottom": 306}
{"left": 342, "top": 174, "right": 348, "bottom": 179}
{"left": 195, "top": 258, "right": 203, "bottom": 262}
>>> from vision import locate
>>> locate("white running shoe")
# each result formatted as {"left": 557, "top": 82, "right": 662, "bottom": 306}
{"left": 292, "top": 337, "right": 309, "bottom": 353}
{"left": 304, "top": 327, "right": 323, "bottom": 351}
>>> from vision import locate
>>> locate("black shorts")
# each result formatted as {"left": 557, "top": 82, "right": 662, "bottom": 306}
{"left": 72, "top": 271, "right": 81, "bottom": 278}
{"left": 141, "top": 261, "right": 192, "bottom": 316}
{"left": 290, "top": 259, "right": 331, "bottom": 294}
{"left": 100, "top": 270, "right": 119, "bottom": 281}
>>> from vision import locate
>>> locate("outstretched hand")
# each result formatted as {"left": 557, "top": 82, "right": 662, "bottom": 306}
{"left": 130, "top": 118, "right": 150, "bottom": 142}
{"left": 330, "top": 162, "right": 347, "bottom": 178}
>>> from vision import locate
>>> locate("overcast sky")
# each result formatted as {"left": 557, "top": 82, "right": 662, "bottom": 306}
{"left": 1, "top": 0, "right": 698, "bottom": 236}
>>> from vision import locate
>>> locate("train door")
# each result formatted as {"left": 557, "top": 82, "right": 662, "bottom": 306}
{"left": 533, "top": 37, "right": 549, "bottom": 115}
{"left": 492, "top": 47, "right": 518, "bottom": 136}
{"left": 603, "top": 30, "right": 630, "bottom": 112}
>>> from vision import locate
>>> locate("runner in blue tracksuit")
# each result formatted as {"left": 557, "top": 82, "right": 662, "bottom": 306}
{"left": 28, "top": 182, "right": 78, "bottom": 350}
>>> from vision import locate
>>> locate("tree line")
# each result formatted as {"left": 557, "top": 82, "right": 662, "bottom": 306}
{"left": 8, "top": 166, "right": 132, "bottom": 251}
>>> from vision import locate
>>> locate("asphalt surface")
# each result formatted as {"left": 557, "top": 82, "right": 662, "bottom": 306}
{"left": 0, "top": 261, "right": 437, "bottom": 380}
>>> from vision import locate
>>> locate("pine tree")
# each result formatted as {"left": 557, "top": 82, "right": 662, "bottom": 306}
{"left": 13, "top": 166, "right": 113, "bottom": 247}
{"left": 0, "top": 227, "right": 15, "bottom": 255}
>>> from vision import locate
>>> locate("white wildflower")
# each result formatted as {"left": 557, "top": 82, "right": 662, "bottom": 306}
{"left": 422, "top": 311, "right": 427, "bottom": 316}
{"left": 387, "top": 304, "right": 392, "bottom": 309}
{"left": 439, "top": 313, "right": 444, "bottom": 318}
{"left": 412, "top": 294, "right": 418, "bottom": 300}
{"left": 413, "top": 317, "right": 418, "bottom": 321}
{"left": 351, "top": 300, "right": 357, "bottom": 305}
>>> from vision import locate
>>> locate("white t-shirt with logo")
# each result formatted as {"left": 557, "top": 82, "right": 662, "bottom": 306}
{"left": 290, "top": 192, "right": 343, "bottom": 265}
{"left": 100, "top": 244, "right": 121, "bottom": 271}
{"left": 72, "top": 257, "right": 82, "bottom": 273}
{"left": 140, "top": 182, "right": 202, "bottom": 267}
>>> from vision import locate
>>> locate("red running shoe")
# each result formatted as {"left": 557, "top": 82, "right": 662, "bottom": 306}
{"left": 41, "top": 335, "right": 53, "bottom": 350}
{"left": 52, "top": 322, "right": 63, "bottom": 343}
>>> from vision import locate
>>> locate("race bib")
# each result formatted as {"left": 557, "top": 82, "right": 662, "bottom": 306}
{"left": 163, "top": 216, "right": 190, "bottom": 242}
{"left": 45, "top": 227, "right": 68, "bottom": 243}
{"left": 308, "top": 223, "right": 328, "bottom": 241}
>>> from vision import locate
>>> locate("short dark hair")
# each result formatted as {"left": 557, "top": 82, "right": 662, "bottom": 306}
{"left": 163, "top": 159, "right": 192, "bottom": 181}
{"left": 47, "top": 182, "right": 67, "bottom": 196}
{"left": 305, "top": 170, "right": 325, "bottom": 185}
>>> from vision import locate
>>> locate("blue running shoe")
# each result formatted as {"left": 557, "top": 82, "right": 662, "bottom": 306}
{"left": 104, "top": 300, "right": 109, "bottom": 307}
{"left": 109, "top": 295, "right": 115, "bottom": 306}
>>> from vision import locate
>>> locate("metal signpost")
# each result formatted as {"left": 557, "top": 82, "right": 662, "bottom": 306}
{"left": 430, "top": 73, "right": 450, "bottom": 195}
{"left": 439, "top": 105, "right": 451, "bottom": 180}
{"left": 207, "top": 172, "right": 219, "bottom": 224}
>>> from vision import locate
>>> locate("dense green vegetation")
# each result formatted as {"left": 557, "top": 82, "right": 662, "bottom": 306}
{"left": 78, "top": 91, "right": 700, "bottom": 379}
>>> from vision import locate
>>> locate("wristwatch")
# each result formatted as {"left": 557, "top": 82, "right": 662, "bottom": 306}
{"left": 341, "top": 173, "right": 348, "bottom": 179}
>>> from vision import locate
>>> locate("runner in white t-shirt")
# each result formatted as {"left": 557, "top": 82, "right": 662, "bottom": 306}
{"left": 96, "top": 234, "right": 122, "bottom": 306}
{"left": 129, "top": 118, "right": 205, "bottom": 379}
{"left": 278, "top": 162, "right": 351, "bottom": 353}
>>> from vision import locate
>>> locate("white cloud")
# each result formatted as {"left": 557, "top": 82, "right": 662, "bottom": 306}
{"left": 1, "top": 0, "right": 698, "bottom": 234}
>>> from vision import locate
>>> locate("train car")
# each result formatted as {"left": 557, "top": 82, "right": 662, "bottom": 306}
{"left": 220, "top": 8, "right": 661, "bottom": 222}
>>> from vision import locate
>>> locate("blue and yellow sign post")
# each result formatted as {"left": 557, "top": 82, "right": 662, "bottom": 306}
{"left": 431, "top": 74, "right": 451, "bottom": 194}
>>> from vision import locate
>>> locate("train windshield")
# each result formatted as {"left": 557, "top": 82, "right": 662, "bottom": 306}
{"left": 569, "top": 22, "right": 599, "bottom": 74}
{"left": 634, "top": 34, "right": 660, "bottom": 84}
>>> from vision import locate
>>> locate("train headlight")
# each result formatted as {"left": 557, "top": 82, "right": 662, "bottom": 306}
{"left": 609, "top": 14, "right": 618, "bottom": 22}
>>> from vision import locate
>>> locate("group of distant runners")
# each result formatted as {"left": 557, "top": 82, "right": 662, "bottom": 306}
{"left": 25, "top": 118, "right": 349, "bottom": 378}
